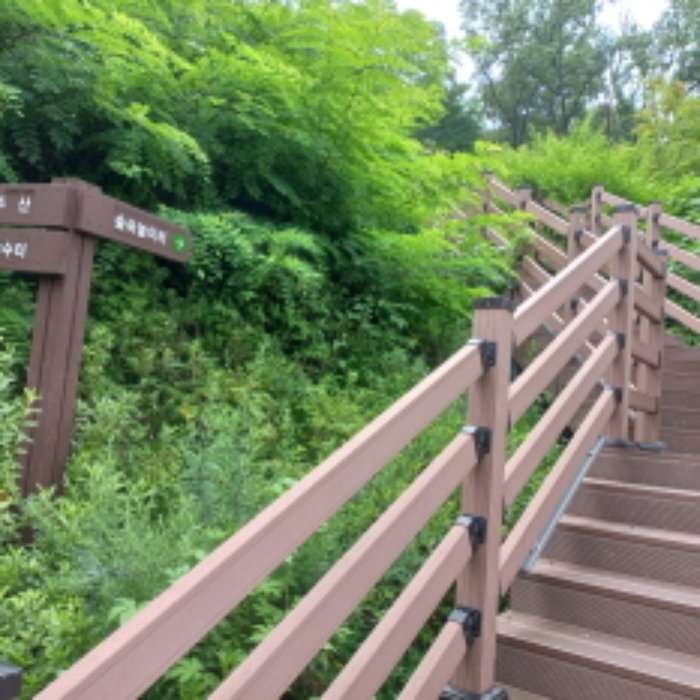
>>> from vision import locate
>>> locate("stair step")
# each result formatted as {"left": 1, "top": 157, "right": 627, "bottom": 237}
{"left": 511, "top": 560, "right": 700, "bottom": 656}
{"left": 569, "top": 478, "right": 700, "bottom": 534}
{"left": 590, "top": 449, "right": 700, "bottom": 490}
{"left": 497, "top": 612, "right": 700, "bottom": 699}
{"left": 502, "top": 686, "right": 549, "bottom": 700}
{"left": 661, "top": 406, "right": 700, "bottom": 429}
{"left": 660, "top": 427, "right": 700, "bottom": 453}
{"left": 659, "top": 390, "right": 700, "bottom": 410}
{"left": 543, "top": 515, "right": 700, "bottom": 587}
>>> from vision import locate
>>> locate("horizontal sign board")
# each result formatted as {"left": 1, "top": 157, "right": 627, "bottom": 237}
{"left": 0, "top": 228, "right": 72, "bottom": 274}
{"left": 77, "top": 192, "right": 192, "bottom": 262}
{"left": 0, "top": 184, "right": 73, "bottom": 228}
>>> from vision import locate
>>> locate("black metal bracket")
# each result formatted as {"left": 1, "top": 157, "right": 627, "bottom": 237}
{"left": 467, "top": 339, "right": 497, "bottom": 369}
{"left": 609, "top": 385, "right": 623, "bottom": 403}
{"left": 621, "top": 224, "right": 632, "bottom": 243}
{"left": 440, "top": 684, "right": 510, "bottom": 700}
{"left": 573, "top": 228, "right": 584, "bottom": 242}
{"left": 615, "top": 278, "right": 629, "bottom": 296}
{"left": 608, "top": 330, "right": 626, "bottom": 350}
{"left": 455, "top": 514, "right": 487, "bottom": 550}
{"left": 570, "top": 297, "right": 581, "bottom": 312}
{"left": 605, "top": 438, "right": 668, "bottom": 452}
{"left": 462, "top": 426, "right": 492, "bottom": 459}
{"left": 448, "top": 607, "right": 482, "bottom": 648}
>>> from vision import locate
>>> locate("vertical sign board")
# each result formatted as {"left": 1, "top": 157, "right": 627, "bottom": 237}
{"left": 0, "top": 180, "right": 192, "bottom": 495}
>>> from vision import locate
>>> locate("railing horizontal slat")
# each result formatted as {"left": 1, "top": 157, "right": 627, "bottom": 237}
{"left": 488, "top": 178, "right": 521, "bottom": 208}
{"left": 397, "top": 622, "right": 466, "bottom": 700}
{"left": 322, "top": 526, "right": 472, "bottom": 700}
{"left": 601, "top": 192, "right": 647, "bottom": 219}
{"left": 634, "top": 284, "right": 663, "bottom": 323}
{"left": 533, "top": 233, "right": 567, "bottom": 270}
{"left": 524, "top": 200, "right": 568, "bottom": 236}
{"left": 665, "top": 241, "right": 700, "bottom": 274}
{"left": 660, "top": 212, "right": 700, "bottom": 241}
{"left": 210, "top": 434, "right": 478, "bottom": 700}
{"left": 510, "top": 281, "right": 620, "bottom": 424}
{"left": 36, "top": 345, "right": 484, "bottom": 700}
{"left": 629, "top": 387, "right": 657, "bottom": 414}
{"left": 637, "top": 241, "right": 665, "bottom": 279}
{"left": 500, "top": 389, "right": 616, "bottom": 591}
{"left": 505, "top": 334, "right": 617, "bottom": 506}
{"left": 669, "top": 272, "right": 700, "bottom": 305}
{"left": 631, "top": 336, "right": 660, "bottom": 368}
{"left": 665, "top": 299, "right": 700, "bottom": 335}
{"left": 514, "top": 227, "right": 623, "bottom": 345}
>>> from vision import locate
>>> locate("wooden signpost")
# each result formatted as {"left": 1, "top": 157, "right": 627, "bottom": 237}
{"left": 0, "top": 178, "right": 192, "bottom": 496}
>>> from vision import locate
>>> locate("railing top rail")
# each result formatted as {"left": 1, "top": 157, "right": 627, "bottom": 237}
{"left": 514, "top": 225, "right": 624, "bottom": 345}
{"left": 36, "top": 341, "right": 487, "bottom": 700}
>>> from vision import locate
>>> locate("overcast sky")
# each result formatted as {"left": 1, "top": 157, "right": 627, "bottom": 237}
{"left": 394, "top": 0, "right": 669, "bottom": 38}
{"left": 394, "top": 0, "right": 669, "bottom": 79}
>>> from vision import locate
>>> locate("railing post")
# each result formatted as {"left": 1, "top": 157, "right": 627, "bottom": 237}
{"left": 565, "top": 205, "right": 588, "bottom": 321}
{"left": 635, "top": 201, "right": 667, "bottom": 443}
{"left": 590, "top": 185, "right": 604, "bottom": 237}
{"left": 608, "top": 205, "right": 637, "bottom": 440}
{"left": 0, "top": 662, "right": 21, "bottom": 700}
{"left": 448, "top": 297, "right": 514, "bottom": 698}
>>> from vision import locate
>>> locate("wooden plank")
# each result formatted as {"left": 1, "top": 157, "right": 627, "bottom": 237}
{"left": 452, "top": 298, "right": 514, "bottom": 693}
{"left": 629, "top": 387, "right": 657, "bottom": 414}
{"left": 209, "top": 434, "right": 478, "bottom": 700}
{"left": 505, "top": 334, "right": 617, "bottom": 507}
{"left": 532, "top": 233, "right": 567, "bottom": 270}
{"left": 322, "top": 526, "right": 472, "bottom": 700}
{"left": 35, "top": 342, "right": 484, "bottom": 700}
{"left": 636, "top": 240, "right": 666, "bottom": 279}
{"left": 397, "top": 623, "right": 465, "bottom": 700}
{"left": 660, "top": 212, "right": 700, "bottom": 241}
{"left": 634, "top": 285, "right": 663, "bottom": 323}
{"left": 0, "top": 182, "right": 73, "bottom": 228}
{"left": 665, "top": 299, "right": 700, "bottom": 335}
{"left": 668, "top": 272, "right": 700, "bottom": 305}
{"left": 77, "top": 191, "right": 192, "bottom": 262}
{"left": 631, "top": 336, "right": 660, "bottom": 368}
{"left": 21, "top": 231, "right": 95, "bottom": 495}
{"left": 600, "top": 191, "right": 647, "bottom": 219}
{"left": 500, "top": 389, "right": 615, "bottom": 591}
{"left": 664, "top": 241, "right": 700, "bottom": 273}
{"left": 524, "top": 200, "right": 568, "bottom": 236}
{"left": 0, "top": 228, "right": 71, "bottom": 274}
{"left": 514, "top": 227, "right": 623, "bottom": 345}
{"left": 510, "top": 281, "right": 620, "bottom": 424}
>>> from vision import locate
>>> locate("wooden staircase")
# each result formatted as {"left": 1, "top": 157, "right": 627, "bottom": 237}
{"left": 497, "top": 335, "right": 700, "bottom": 699}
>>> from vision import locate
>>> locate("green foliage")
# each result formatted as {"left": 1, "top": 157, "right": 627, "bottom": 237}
{"left": 495, "top": 120, "right": 655, "bottom": 204}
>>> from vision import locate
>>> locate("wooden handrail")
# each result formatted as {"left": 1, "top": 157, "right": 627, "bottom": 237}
{"left": 323, "top": 525, "right": 473, "bottom": 700}
{"left": 600, "top": 191, "right": 648, "bottom": 219}
{"left": 38, "top": 179, "right": 700, "bottom": 700}
{"left": 664, "top": 241, "right": 700, "bottom": 273}
{"left": 500, "top": 388, "right": 616, "bottom": 591}
{"left": 510, "top": 280, "right": 621, "bottom": 423}
{"left": 660, "top": 211, "right": 700, "bottom": 240}
{"left": 505, "top": 333, "right": 618, "bottom": 506}
{"left": 514, "top": 226, "right": 623, "bottom": 345}
{"left": 36, "top": 342, "right": 486, "bottom": 700}
{"left": 209, "top": 433, "right": 479, "bottom": 699}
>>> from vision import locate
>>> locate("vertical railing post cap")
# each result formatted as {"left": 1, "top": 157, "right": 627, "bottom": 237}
{"left": 612, "top": 203, "right": 638, "bottom": 214}
{"left": 473, "top": 297, "right": 516, "bottom": 312}
{"left": 515, "top": 183, "right": 533, "bottom": 192}
{"left": 569, "top": 204, "right": 589, "bottom": 213}
{"left": 0, "top": 662, "right": 22, "bottom": 696}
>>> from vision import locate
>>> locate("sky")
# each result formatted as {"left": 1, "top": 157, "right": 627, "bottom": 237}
{"left": 394, "top": 0, "right": 670, "bottom": 78}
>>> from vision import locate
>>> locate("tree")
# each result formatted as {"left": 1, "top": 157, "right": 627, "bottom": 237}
{"left": 416, "top": 77, "right": 482, "bottom": 152}
{"left": 654, "top": 0, "right": 700, "bottom": 92}
{"left": 460, "top": 0, "right": 611, "bottom": 146}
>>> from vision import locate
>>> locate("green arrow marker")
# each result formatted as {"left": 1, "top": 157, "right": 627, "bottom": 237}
{"left": 173, "top": 234, "right": 187, "bottom": 253}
